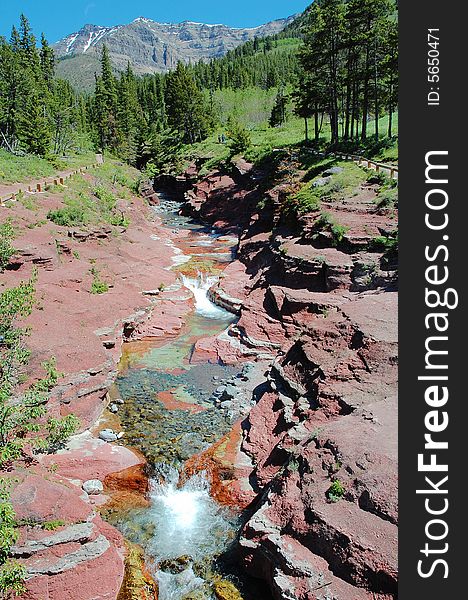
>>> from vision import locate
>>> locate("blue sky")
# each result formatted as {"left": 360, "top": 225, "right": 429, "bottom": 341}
{"left": 1, "top": 1, "right": 310, "bottom": 43}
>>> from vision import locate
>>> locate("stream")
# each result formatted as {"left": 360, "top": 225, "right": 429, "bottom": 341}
{"left": 109, "top": 196, "right": 268, "bottom": 600}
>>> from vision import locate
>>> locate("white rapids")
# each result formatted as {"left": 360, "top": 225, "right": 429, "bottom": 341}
{"left": 181, "top": 273, "right": 231, "bottom": 319}
{"left": 137, "top": 465, "right": 236, "bottom": 600}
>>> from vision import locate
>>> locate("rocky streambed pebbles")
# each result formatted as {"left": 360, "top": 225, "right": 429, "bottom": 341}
{"left": 114, "top": 356, "right": 269, "bottom": 466}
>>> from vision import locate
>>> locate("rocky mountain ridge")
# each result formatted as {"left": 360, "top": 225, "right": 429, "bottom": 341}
{"left": 53, "top": 15, "right": 296, "bottom": 86}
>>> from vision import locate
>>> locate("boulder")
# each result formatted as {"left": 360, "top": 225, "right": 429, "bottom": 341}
{"left": 323, "top": 166, "right": 344, "bottom": 175}
{"left": 312, "top": 177, "right": 331, "bottom": 188}
{"left": 99, "top": 429, "right": 117, "bottom": 443}
{"left": 82, "top": 480, "right": 104, "bottom": 495}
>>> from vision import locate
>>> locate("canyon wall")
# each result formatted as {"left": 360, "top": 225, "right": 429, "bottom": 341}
{"left": 182, "top": 154, "right": 398, "bottom": 600}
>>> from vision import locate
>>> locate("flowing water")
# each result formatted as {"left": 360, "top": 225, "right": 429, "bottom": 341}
{"left": 180, "top": 273, "right": 231, "bottom": 320}
{"left": 111, "top": 195, "right": 267, "bottom": 599}
{"left": 120, "top": 465, "right": 238, "bottom": 600}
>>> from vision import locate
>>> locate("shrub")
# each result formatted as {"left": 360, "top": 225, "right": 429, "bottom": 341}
{"left": 45, "top": 415, "right": 80, "bottom": 451}
{"left": 47, "top": 205, "right": 88, "bottom": 227}
{"left": 0, "top": 560, "right": 26, "bottom": 596}
{"left": 42, "top": 520, "right": 66, "bottom": 531}
{"left": 369, "top": 233, "right": 398, "bottom": 253}
{"left": 90, "top": 268, "right": 109, "bottom": 295}
{"left": 0, "top": 220, "right": 16, "bottom": 271}
{"left": 0, "top": 479, "right": 26, "bottom": 597}
{"left": 369, "top": 233, "right": 398, "bottom": 268}
{"left": 314, "top": 212, "right": 349, "bottom": 246}
{"left": 227, "top": 117, "right": 251, "bottom": 155}
{"left": 47, "top": 170, "right": 132, "bottom": 230}
{"left": 376, "top": 187, "right": 398, "bottom": 210}
{"left": 0, "top": 276, "right": 80, "bottom": 466}
{"left": 284, "top": 182, "right": 321, "bottom": 216}
{"left": 330, "top": 223, "right": 349, "bottom": 244}
{"left": 327, "top": 479, "right": 346, "bottom": 502}
{"left": 94, "top": 186, "right": 116, "bottom": 212}
{"left": 109, "top": 213, "right": 130, "bottom": 228}
{"left": 366, "top": 169, "right": 388, "bottom": 186}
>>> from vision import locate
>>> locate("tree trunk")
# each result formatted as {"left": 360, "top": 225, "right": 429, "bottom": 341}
{"left": 374, "top": 38, "right": 379, "bottom": 141}
{"left": 361, "top": 34, "right": 371, "bottom": 140}
{"left": 387, "top": 73, "right": 394, "bottom": 137}
{"left": 304, "top": 117, "right": 309, "bottom": 142}
{"left": 344, "top": 52, "right": 353, "bottom": 140}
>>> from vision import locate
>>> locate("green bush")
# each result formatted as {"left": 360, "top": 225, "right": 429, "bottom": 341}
{"left": 366, "top": 169, "right": 388, "bottom": 186}
{"left": 47, "top": 205, "right": 88, "bottom": 227}
{"left": 0, "top": 479, "right": 26, "bottom": 597}
{"left": 376, "top": 187, "right": 398, "bottom": 209}
{"left": 45, "top": 163, "right": 136, "bottom": 230}
{"left": 284, "top": 182, "right": 321, "bottom": 216}
{"left": 0, "top": 560, "right": 26, "bottom": 596}
{"left": 45, "top": 415, "right": 80, "bottom": 451}
{"left": 0, "top": 220, "right": 16, "bottom": 271}
{"left": 0, "top": 277, "right": 80, "bottom": 466}
{"left": 227, "top": 117, "right": 251, "bottom": 155}
{"left": 42, "top": 520, "right": 66, "bottom": 531}
{"left": 327, "top": 479, "right": 346, "bottom": 502}
{"left": 369, "top": 233, "right": 398, "bottom": 253}
{"left": 90, "top": 268, "right": 109, "bottom": 295}
{"left": 314, "top": 212, "right": 349, "bottom": 246}
{"left": 94, "top": 185, "right": 116, "bottom": 211}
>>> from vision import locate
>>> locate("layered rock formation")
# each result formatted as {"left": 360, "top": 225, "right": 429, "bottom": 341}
{"left": 0, "top": 169, "right": 192, "bottom": 599}
{"left": 181, "top": 154, "right": 398, "bottom": 600}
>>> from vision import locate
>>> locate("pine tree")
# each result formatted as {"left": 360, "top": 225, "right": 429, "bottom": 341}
{"left": 117, "top": 63, "right": 145, "bottom": 163}
{"left": 381, "top": 21, "right": 398, "bottom": 138}
{"left": 40, "top": 33, "right": 55, "bottom": 84}
{"left": 1, "top": 16, "right": 52, "bottom": 155}
{"left": 19, "top": 89, "right": 51, "bottom": 155}
{"left": 49, "top": 80, "right": 76, "bottom": 155}
{"left": 93, "top": 45, "right": 119, "bottom": 150}
{"left": 269, "top": 89, "right": 288, "bottom": 127}
{"left": 293, "top": 0, "right": 397, "bottom": 146}
{"left": 164, "top": 63, "right": 212, "bottom": 143}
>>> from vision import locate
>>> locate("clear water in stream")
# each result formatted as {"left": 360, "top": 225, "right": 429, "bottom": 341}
{"left": 112, "top": 195, "right": 267, "bottom": 599}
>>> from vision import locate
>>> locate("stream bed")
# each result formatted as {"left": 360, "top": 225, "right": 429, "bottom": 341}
{"left": 109, "top": 198, "right": 269, "bottom": 600}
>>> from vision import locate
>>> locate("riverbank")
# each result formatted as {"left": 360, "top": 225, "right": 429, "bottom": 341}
{"left": 1, "top": 162, "right": 200, "bottom": 600}
{"left": 179, "top": 152, "right": 398, "bottom": 600}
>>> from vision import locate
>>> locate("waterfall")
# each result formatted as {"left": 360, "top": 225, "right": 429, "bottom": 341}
{"left": 128, "top": 464, "right": 236, "bottom": 600}
{"left": 181, "top": 273, "right": 232, "bottom": 319}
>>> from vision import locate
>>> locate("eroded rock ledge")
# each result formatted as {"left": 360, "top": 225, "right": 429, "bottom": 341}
{"left": 181, "top": 155, "right": 398, "bottom": 600}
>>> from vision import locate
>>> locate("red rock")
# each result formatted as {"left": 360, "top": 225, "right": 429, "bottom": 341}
{"left": 11, "top": 475, "right": 92, "bottom": 524}
{"left": 40, "top": 432, "right": 144, "bottom": 482}
{"left": 180, "top": 161, "right": 398, "bottom": 599}
{"left": 19, "top": 518, "right": 125, "bottom": 600}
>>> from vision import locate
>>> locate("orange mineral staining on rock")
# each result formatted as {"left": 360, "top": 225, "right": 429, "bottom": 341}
{"left": 184, "top": 421, "right": 255, "bottom": 509}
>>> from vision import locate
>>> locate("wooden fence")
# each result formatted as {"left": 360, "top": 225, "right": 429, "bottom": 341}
{"left": 302, "top": 148, "right": 398, "bottom": 180}
{"left": 333, "top": 152, "right": 398, "bottom": 179}
{"left": 0, "top": 154, "right": 104, "bottom": 206}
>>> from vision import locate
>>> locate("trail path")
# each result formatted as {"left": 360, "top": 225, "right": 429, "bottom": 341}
{"left": 0, "top": 153, "right": 103, "bottom": 205}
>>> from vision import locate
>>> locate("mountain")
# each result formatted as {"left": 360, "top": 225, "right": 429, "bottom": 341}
{"left": 54, "top": 16, "right": 297, "bottom": 90}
